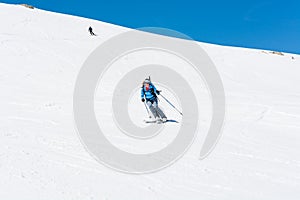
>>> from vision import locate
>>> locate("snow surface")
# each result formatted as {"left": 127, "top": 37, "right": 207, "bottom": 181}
{"left": 1, "top": 3, "right": 300, "bottom": 200}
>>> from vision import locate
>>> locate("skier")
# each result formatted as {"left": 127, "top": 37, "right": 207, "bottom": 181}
{"left": 141, "top": 78, "right": 167, "bottom": 123}
{"left": 88, "top": 26, "right": 96, "bottom": 36}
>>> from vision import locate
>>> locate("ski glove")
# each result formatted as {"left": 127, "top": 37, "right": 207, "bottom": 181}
{"left": 141, "top": 98, "right": 145, "bottom": 102}
{"left": 156, "top": 90, "right": 160, "bottom": 95}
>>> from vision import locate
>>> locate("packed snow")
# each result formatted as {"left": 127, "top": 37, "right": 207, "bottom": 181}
{"left": 0, "top": 3, "right": 299, "bottom": 200}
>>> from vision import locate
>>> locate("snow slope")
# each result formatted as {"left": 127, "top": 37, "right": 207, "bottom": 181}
{"left": 1, "top": 3, "right": 300, "bottom": 200}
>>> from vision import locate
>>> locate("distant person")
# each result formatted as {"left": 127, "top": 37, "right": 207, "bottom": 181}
{"left": 88, "top": 26, "right": 96, "bottom": 36}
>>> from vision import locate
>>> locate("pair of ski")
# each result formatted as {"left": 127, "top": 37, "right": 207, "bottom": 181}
{"left": 143, "top": 118, "right": 168, "bottom": 124}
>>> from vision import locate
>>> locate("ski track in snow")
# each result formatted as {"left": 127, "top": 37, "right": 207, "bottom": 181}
{"left": 1, "top": 3, "right": 300, "bottom": 200}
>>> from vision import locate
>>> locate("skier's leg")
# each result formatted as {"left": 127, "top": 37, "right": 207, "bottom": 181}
{"left": 156, "top": 106, "right": 167, "bottom": 119}
{"left": 146, "top": 101, "right": 159, "bottom": 118}
{"left": 152, "top": 101, "right": 167, "bottom": 119}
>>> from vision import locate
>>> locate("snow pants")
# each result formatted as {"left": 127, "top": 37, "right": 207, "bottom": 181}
{"left": 146, "top": 99, "right": 166, "bottom": 119}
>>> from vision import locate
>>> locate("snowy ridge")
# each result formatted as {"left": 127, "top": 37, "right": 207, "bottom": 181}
{"left": 0, "top": 3, "right": 300, "bottom": 200}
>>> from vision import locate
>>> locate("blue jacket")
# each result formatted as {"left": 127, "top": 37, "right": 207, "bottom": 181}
{"left": 141, "top": 83, "right": 158, "bottom": 100}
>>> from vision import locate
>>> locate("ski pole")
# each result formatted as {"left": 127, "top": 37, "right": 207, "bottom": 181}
{"left": 159, "top": 94, "right": 183, "bottom": 116}
{"left": 143, "top": 101, "right": 151, "bottom": 118}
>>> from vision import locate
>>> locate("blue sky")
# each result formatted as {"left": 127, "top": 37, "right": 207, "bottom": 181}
{"left": 3, "top": 0, "right": 300, "bottom": 54}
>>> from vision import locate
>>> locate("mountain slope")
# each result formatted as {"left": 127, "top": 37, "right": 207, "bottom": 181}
{"left": 0, "top": 3, "right": 300, "bottom": 200}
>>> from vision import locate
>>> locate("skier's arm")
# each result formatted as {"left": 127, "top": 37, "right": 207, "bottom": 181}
{"left": 141, "top": 87, "right": 145, "bottom": 99}
{"left": 152, "top": 84, "right": 160, "bottom": 95}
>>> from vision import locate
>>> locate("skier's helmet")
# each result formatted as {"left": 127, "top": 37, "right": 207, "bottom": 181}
{"left": 144, "top": 78, "right": 151, "bottom": 84}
